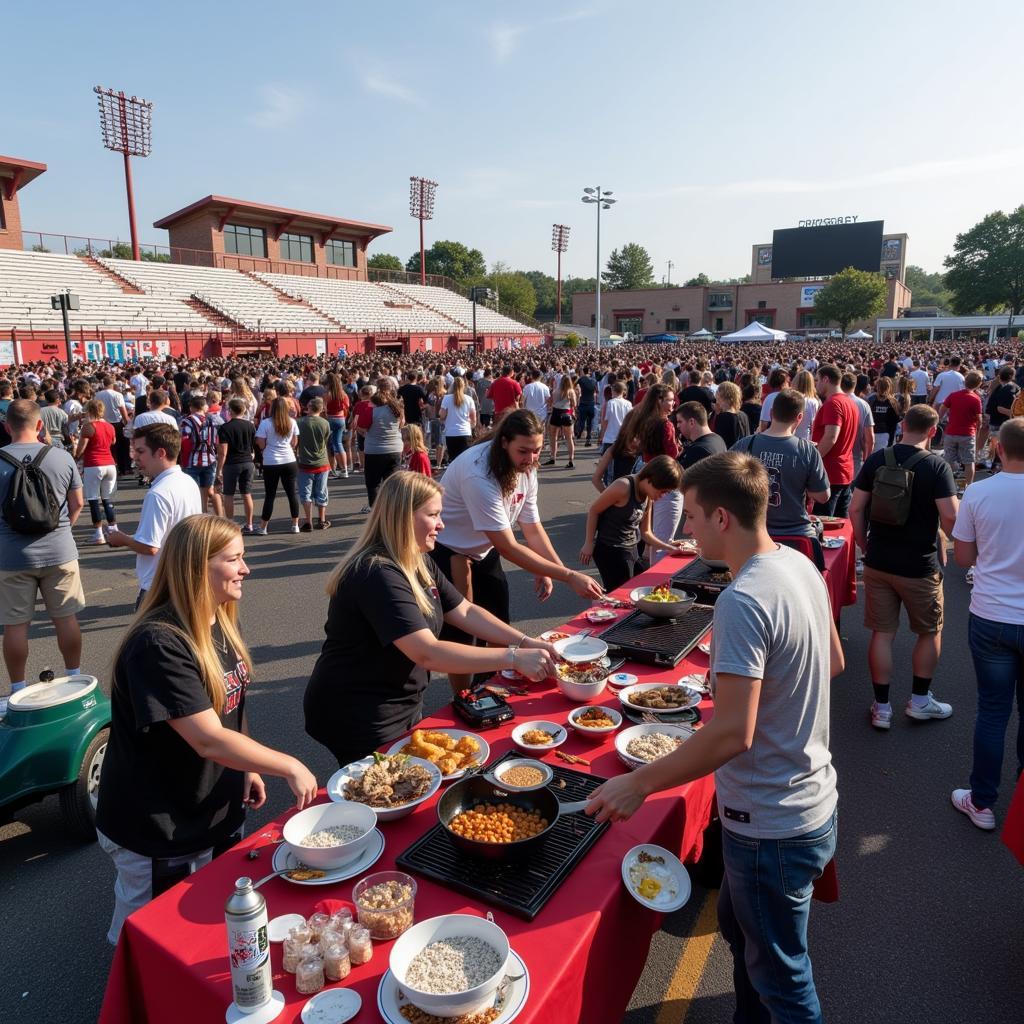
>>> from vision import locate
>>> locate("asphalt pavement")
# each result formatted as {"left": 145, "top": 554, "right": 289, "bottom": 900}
{"left": 1, "top": 455, "right": 1022, "bottom": 1024}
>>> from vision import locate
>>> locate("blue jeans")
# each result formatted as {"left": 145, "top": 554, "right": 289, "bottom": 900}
{"left": 327, "top": 417, "right": 346, "bottom": 454}
{"left": 813, "top": 484, "right": 852, "bottom": 519}
{"left": 968, "top": 613, "right": 1024, "bottom": 810}
{"left": 298, "top": 470, "right": 329, "bottom": 507}
{"left": 718, "top": 811, "right": 837, "bottom": 1024}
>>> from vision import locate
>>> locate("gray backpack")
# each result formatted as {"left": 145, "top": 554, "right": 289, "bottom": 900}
{"left": 869, "top": 447, "right": 930, "bottom": 526}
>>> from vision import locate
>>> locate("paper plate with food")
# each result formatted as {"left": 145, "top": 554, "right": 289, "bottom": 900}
{"left": 540, "top": 629, "right": 571, "bottom": 642}
{"left": 327, "top": 752, "right": 443, "bottom": 820}
{"left": 386, "top": 728, "right": 490, "bottom": 780}
{"left": 621, "top": 844, "right": 691, "bottom": 912}
{"left": 618, "top": 682, "right": 702, "bottom": 713}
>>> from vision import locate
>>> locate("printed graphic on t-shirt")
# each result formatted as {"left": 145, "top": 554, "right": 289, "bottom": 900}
{"left": 756, "top": 449, "right": 784, "bottom": 508}
{"left": 223, "top": 659, "right": 250, "bottom": 715}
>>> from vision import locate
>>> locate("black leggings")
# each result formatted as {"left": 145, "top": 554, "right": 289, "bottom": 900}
{"left": 88, "top": 498, "right": 117, "bottom": 526}
{"left": 364, "top": 452, "right": 401, "bottom": 505}
{"left": 261, "top": 463, "right": 299, "bottom": 521}
{"left": 592, "top": 541, "right": 645, "bottom": 591}
{"left": 445, "top": 435, "right": 471, "bottom": 461}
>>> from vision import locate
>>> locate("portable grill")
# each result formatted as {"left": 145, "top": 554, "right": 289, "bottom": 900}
{"left": 670, "top": 560, "right": 734, "bottom": 605}
{"left": 396, "top": 750, "right": 610, "bottom": 920}
{"left": 599, "top": 605, "right": 714, "bottom": 667}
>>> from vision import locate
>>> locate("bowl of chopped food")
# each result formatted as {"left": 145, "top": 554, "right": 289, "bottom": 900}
{"left": 567, "top": 704, "right": 623, "bottom": 737}
{"left": 352, "top": 870, "right": 417, "bottom": 939}
{"left": 281, "top": 800, "right": 379, "bottom": 870}
{"left": 487, "top": 758, "right": 553, "bottom": 791}
{"left": 618, "top": 682, "right": 702, "bottom": 714}
{"left": 630, "top": 585, "right": 696, "bottom": 619}
{"left": 614, "top": 723, "right": 693, "bottom": 771}
{"left": 510, "top": 720, "right": 567, "bottom": 752}
{"left": 326, "top": 753, "right": 443, "bottom": 821}
{"left": 554, "top": 660, "right": 609, "bottom": 701}
{"left": 389, "top": 913, "right": 511, "bottom": 1017}
{"left": 386, "top": 728, "right": 490, "bottom": 780}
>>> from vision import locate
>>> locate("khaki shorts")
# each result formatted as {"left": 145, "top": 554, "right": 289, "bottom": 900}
{"left": 0, "top": 560, "right": 86, "bottom": 626}
{"left": 943, "top": 434, "right": 976, "bottom": 466}
{"left": 863, "top": 566, "right": 943, "bottom": 635}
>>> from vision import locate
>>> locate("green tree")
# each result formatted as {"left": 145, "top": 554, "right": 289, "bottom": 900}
{"left": 603, "top": 243, "right": 654, "bottom": 289}
{"left": 811, "top": 267, "right": 888, "bottom": 337}
{"left": 944, "top": 207, "right": 1024, "bottom": 315}
{"left": 684, "top": 272, "right": 711, "bottom": 287}
{"left": 903, "top": 265, "right": 953, "bottom": 312}
{"left": 406, "top": 240, "right": 486, "bottom": 283}
{"left": 487, "top": 262, "right": 537, "bottom": 318}
{"left": 367, "top": 252, "right": 404, "bottom": 272}
{"left": 522, "top": 270, "right": 558, "bottom": 318}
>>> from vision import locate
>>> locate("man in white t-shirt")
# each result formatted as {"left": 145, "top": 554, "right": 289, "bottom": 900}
{"left": 909, "top": 361, "right": 931, "bottom": 404}
{"left": 950, "top": 418, "right": 1024, "bottom": 831}
{"left": 430, "top": 409, "right": 603, "bottom": 689}
{"left": 129, "top": 389, "right": 179, "bottom": 434}
{"left": 129, "top": 367, "right": 149, "bottom": 399}
{"left": 929, "top": 357, "right": 966, "bottom": 407}
{"left": 522, "top": 369, "right": 551, "bottom": 422}
{"left": 106, "top": 423, "right": 201, "bottom": 606}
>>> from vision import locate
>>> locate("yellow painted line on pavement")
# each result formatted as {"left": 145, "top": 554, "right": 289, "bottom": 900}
{"left": 655, "top": 891, "right": 719, "bottom": 1024}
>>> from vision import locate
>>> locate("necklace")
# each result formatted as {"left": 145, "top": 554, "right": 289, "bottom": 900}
{"left": 211, "top": 623, "right": 228, "bottom": 654}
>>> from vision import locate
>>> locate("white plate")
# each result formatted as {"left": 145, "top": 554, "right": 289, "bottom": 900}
{"left": 267, "top": 913, "right": 306, "bottom": 942}
{"left": 301, "top": 987, "right": 362, "bottom": 1024}
{"left": 553, "top": 634, "right": 609, "bottom": 663}
{"left": 607, "top": 671, "right": 638, "bottom": 690}
{"left": 676, "top": 672, "right": 710, "bottom": 694}
{"left": 585, "top": 608, "right": 618, "bottom": 624}
{"left": 697, "top": 642, "right": 711, "bottom": 656}
{"left": 511, "top": 720, "right": 567, "bottom": 752}
{"left": 326, "top": 755, "right": 442, "bottom": 820}
{"left": 540, "top": 629, "right": 571, "bottom": 642}
{"left": 621, "top": 844, "right": 691, "bottom": 913}
{"left": 376, "top": 949, "right": 530, "bottom": 1024}
{"left": 271, "top": 828, "right": 385, "bottom": 885}
{"left": 821, "top": 536, "right": 845, "bottom": 549}
{"left": 618, "top": 682, "right": 702, "bottom": 713}
{"left": 385, "top": 729, "right": 490, "bottom": 781}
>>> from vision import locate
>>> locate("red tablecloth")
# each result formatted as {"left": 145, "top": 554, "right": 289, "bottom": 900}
{"left": 99, "top": 554, "right": 720, "bottom": 1024}
{"left": 1002, "top": 772, "right": 1024, "bottom": 867}
{"left": 819, "top": 520, "right": 857, "bottom": 619}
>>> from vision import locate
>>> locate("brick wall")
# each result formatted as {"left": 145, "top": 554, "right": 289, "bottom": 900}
{"left": 0, "top": 190, "right": 24, "bottom": 250}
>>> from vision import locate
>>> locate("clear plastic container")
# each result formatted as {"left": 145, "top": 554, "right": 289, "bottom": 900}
{"left": 352, "top": 871, "right": 417, "bottom": 940}
{"left": 283, "top": 939, "right": 317, "bottom": 974}
{"left": 295, "top": 954, "right": 325, "bottom": 995}
{"left": 347, "top": 924, "right": 373, "bottom": 965}
{"left": 323, "top": 940, "right": 351, "bottom": 982}
{"left": 306, "top": 911, "right": 331, "bottom": 943}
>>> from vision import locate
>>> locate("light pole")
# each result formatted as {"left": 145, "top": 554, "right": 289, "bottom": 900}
{"left": 551, "top": 224, "right": 570, "bottom": 325}
{"left": 409, "top": 176, "right": 438, "bottom": 286}
{"left": 666, "top": 259, "right": 674, "bottom": 286}
{"left": 50, "top": 290, "right": 79, "bottom": 366}
{"left": 581, "top": 187, "right": 616, "bottom": 346}
{"left": 94, "top": 86, "right": 153, "bottom": 262}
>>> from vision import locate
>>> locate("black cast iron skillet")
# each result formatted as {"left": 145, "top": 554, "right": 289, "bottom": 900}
{"left": 437, "top": 774, "right": 592, "bottom": 860}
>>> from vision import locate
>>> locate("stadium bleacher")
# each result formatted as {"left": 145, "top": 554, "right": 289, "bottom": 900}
{"left": 379, "top": 281, "right": 540, "bottom": 335}
{"left": 0, "top": 250, "right": 220, "bottom": 333}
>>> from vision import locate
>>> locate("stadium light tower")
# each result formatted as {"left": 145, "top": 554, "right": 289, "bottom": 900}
{"left": 409, "top": 176, "right": 438, "bottom": 286}
{"left": 94, "top": 86, "right": 153, "bottom": 262}
{"left": 551, "top": 224, "right": 570, "bottom": 325}
{"left": 581, "top": 186, "right": 616, "bottom": 346}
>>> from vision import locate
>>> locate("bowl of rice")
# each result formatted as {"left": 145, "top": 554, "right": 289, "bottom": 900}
{"left": 389, "top": 913, "right": 511, "bottom": 1017}
{"left": 614, "top": 723, "right": 693, "bottom": 772}
{"left": 281, "top": 800, "right": 378, "bottom": 870}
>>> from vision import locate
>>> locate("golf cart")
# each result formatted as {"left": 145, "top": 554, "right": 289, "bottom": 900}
{"left": 0, "top": 671, "right": 110, "bottom": 840}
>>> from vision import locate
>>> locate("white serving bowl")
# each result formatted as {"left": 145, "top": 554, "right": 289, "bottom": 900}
{"left": 488, "top": 758, "right": 554, "bottom": 791}
{"left": 326, "top": 755, "right": 443, "bottom": 822}
{"left": 629, "top": 585, "right": 696, "bottom": 620}
{"left": 510, "top": 720, "right": 567, "bottom": 752}
{"left": 567, "top": 704, "right": 623, "bottom": 738}
{"left": 555, "top": 670, "right": 609, "bottom": 702}
{"left": 281, "top": 800, "right": 379, "bottom": 870}
{"left": 614, "top": 723, "right": 694, "bottom": 772}
{"left": 389, "top": 913, "right": 511, "bottom": 1017}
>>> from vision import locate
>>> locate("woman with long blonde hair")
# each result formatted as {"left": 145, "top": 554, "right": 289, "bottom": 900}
{"left": 304, "top": 472, "right": 557, "bottom": 768}
{"left": 790, "top": 370, "right": 821, "bottom": 441}
{"left": 96, "top": 515, "right": 317, "bottom": 943}
{"left": 228, "top": 376, "right": 257, "bottom": 421}
{"left": 439, "top": 375, "right": 477, "bottom": 462}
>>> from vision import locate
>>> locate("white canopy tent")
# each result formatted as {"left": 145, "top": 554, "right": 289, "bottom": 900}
{"left": 688, "top": 328, "right": 714, "bottom": 339}
{"left": 720, "top": 321, "right": 789, "bottom": 343}
{"left": 847, "top": 329, "right": 873, "bottom": 339}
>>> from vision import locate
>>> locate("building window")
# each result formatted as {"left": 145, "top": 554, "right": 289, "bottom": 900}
{"left": 714, "top": 317, "right": 724, "bottom": 332}
{"left": 665, "top": 319, "right": 690, "bottom": 332}
{"left": 224, "top": 223, "right": 267, "bottom": 258}
{"left": 750, "top": 314, "right": 774, "bottom": 328}
{"left": 708, "top": 292, "right": 733, "bottom": 309}
{"left": 280, "top": 232, "right": 314, "bottom": 262}
{"left": 616, "top": 316, "right": 643, "bottom": 335}
{"left": 757, "top": 300, "right": 767, "bottom": 309}
{"left": 800, "top": 313, "right": 820, "bottom": 328}
{"left": 326, "top": 239, "right": 356, "bottom": 267}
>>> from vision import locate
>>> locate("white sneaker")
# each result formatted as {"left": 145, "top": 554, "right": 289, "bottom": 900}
{"left": 290, "top": 523, "right": 301, "bottom": 534}
{"left": 870, "top": 702, "right": 892, "bottom": 730}
{"left": 905, "top": 693, "right": 953, "bottom": 721}
{"left": 252, "top": 525, "right": 268, "bottom": 536}
{"left": 950, "top": 788, "right": 996, "bottom": 830}
{"left": 91, "top": 529, "right": 106, "bottom": 545}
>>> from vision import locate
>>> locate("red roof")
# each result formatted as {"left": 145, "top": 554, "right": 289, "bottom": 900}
{"left": 153, "top": 194, "right": 392, "bottom": 238}
{"left": 0, "top": 155, "right": 48, "bottom": 191}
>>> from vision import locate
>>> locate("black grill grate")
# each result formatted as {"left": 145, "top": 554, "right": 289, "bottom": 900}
{"left": 599, "top": 605, "right": 714, "bottom": 666}
{"left": 670, "top": 561, "right": 733, "bottom": 604}
{"left": 395, "top": 750, "right": 610, "bottom": 921}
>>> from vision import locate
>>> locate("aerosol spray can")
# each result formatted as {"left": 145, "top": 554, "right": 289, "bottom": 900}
{"left": 225, "top": 876, "right": 272, "bottom": 1013}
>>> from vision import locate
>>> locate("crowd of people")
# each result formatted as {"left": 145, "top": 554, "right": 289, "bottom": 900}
{"left": 1, "top": 335, "right": 1023, "bottom": 1023}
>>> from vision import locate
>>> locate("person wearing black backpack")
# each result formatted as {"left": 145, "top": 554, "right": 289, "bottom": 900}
{"left": 0, "top": 400, "right": 86, "bottom": 700}
{"left": 849, "top": 404, "right": 959, "bottom": 732}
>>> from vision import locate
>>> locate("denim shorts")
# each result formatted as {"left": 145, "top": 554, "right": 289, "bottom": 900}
{"left": 299, "top": 470, "right": 329, "bottom": 506}
{"left": 184, "top": 465, "right": 216, "bottom": 489}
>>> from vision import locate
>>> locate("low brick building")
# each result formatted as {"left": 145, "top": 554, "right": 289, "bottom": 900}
{"left": 0, "top": 155, "right": 47, "bottom": 251}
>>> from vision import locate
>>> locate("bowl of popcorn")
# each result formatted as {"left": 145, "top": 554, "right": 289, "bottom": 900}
{"left": 281, "top": 800, "right": 378, "bottom": 870}
{"left": 352, "top": 870, "right": 417, "bottom": 940}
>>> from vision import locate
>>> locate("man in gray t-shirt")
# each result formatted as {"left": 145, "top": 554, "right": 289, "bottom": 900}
{"left": 585, "top": 451, "right": 842, "bottom": 1023}
{"left": 732, "top": 388, "right": 830, "bottom": 538}
{"left": 0, "top": 400, "right": 86, "bottom": 698}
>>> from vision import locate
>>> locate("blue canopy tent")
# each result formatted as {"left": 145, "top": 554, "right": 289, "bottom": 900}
{"left": 643, "top": 333, "right": 680, "bottom": 343}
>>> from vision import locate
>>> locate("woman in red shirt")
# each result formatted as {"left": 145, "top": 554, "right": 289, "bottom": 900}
{"left": 324, "top": 373, "right": 350, "bottom": 479}
{"left": 74, "top": 399, "right": 119, "bottom": 544}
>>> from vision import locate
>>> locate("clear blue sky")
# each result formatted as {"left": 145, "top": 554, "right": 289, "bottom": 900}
{"left": 5, "top": 0, "right": 1022, "bottom": 282}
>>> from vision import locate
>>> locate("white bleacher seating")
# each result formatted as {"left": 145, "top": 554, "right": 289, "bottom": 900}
{"left": 380, "top": 282, "right": 540, "bottom": 335}
{"left": 0, "top": 250, "right": 221, "bottom": 332}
